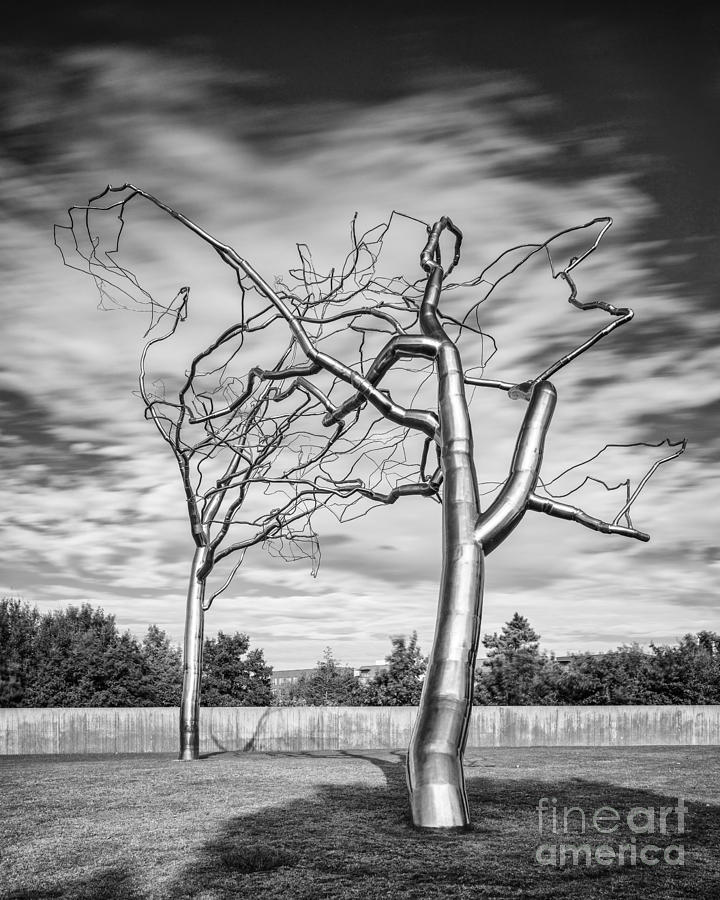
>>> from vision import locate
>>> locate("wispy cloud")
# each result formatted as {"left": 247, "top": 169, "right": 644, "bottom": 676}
{"left": 1, "top": 39, "right": 715, "bottom": 668}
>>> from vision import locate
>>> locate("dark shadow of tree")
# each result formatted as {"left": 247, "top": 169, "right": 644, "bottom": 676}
{"left": 203, "top": 707, "right": 279, "bottom": 756}
{"left": 163, "top": 751, "right": 720, "bottom": 900}
{"left": 200, "top": 706, "right": 277, "bottom": 759}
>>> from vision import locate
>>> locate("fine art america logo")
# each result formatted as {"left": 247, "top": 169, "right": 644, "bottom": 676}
{"left": 536, "top": 797, "right": 686, "bottom": 867}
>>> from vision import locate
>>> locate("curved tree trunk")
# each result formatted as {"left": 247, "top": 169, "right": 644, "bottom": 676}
{"left": 178, "top": 546, "right": 208, "bottom": 760}
{"left": 406, "top": 538, "right": 484, "bottom": 829}
{"left": 407, "top": 263, "right": 484, "bottom": 829}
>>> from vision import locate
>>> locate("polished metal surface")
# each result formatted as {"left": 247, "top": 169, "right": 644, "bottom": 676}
{"left": 474, "top": 382, "right": 556, "bottom": 554}
{"left": 406, "top": 258, "right": 484, "bottom": 830}
{"left": 178, "top": 545, "right": 208, "bottom": 761}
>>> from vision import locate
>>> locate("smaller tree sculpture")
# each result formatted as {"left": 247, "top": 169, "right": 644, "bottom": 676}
{"left": 57, "top": 194, "right": 445, "bottom": 759}
{"left": 57, "top": 186, "right": 684, "bottom": 829}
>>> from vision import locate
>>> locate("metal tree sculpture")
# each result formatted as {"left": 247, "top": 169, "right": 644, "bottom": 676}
{"left": 56, "top": 194, "right": 443, "bottom": 760}
{"left": 57, "top": 186, "right": 683, "bottom": 827}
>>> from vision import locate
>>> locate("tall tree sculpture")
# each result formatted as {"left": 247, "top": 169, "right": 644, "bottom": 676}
{"left": 57, "top": 186, "right": 683, "bottom": 827}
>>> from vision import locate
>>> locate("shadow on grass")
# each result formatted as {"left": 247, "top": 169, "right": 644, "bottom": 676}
{"left": 164, "top": 751, "right": 720, "bottom": 900}
{"left": 4, "top": 865, "right": 145, "bottom": 900}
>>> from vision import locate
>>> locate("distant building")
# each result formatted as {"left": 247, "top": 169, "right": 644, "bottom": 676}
{"left": 270, "top": 661, "right": 389, "bottom": 698}
{"left": 476, "top": 653, "right": 584, "bottom": 669}
{"left": 270, "top": 668, "right": 319, "bottom": 693}
{"left": 354, "top": 661, "right": 389, "bottom": 684}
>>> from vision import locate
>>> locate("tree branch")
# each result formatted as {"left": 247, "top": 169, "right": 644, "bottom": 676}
{"left": 509, "top": 268, "right": 634, "bottom": 400}
{"left": 474, "top": 381, "right": 557, "bottom": 553}
{"left": 463, "top": 375, "right": 515, "bottom": 392}
{"left": 322, "top": 334, "right": 440, "bottom": 433}
{"left": 527, "top": 493, "right": 650, "bottom": 541}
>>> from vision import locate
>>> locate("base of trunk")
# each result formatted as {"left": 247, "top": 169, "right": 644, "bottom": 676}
{"left": 409, "top": 785, "right": 471, "bottom": 830}
{"left": 177, "top": 748, "right": 200, "bottom": 761}
{"left": 178, "top": 722, "right": 200, "bottom": 761}
{"left": 407, "top": 747, "right": 471, "bottom": 830}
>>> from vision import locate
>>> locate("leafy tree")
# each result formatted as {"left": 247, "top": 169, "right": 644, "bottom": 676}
{"left": 645, "top": 632, "right": 720, "bottom": 704}
{"left": 553, "top": 644, "right": 656, "bottom": 705}
{"left": 361, "top": 632, "right": 427, "bottom": 706}
{"left": 288, "top": 648, "right": 358, "bottom": 706}
{"left": 24, "top": 604, "right": 147, "bottom": 707}
{"left": 0, "top": 600, "right": 274, "bottom": 707}
{"left": 474, "top": 613, "right": 559, "bottom": 705}
{"left": 0, "top": 597, "right": 39, "bottom": 706}
{"left": 202, "top": 631, "right": 273, "bottom": 706}
{"left": 540, "top": 632, "right": 720, "bottom": 705}
{"left": 140, "top": 624, "right": 183, "bottom": 706}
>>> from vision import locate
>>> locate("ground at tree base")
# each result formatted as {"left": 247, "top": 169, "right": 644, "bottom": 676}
{"left": 2, "top": 746, "right": 719, "bottom": 899}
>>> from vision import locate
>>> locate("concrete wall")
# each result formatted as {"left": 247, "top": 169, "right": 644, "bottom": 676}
{"left": 2, "top": 705, "right": 719, "bottom": 755}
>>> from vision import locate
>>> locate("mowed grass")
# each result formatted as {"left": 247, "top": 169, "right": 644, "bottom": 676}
{"left": 2, "top": 746, "right": 720, "bottom": 899}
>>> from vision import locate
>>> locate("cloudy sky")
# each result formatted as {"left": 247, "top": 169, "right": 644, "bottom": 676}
{"left": 1, "top": 7, "right": 718, "bottom": 670}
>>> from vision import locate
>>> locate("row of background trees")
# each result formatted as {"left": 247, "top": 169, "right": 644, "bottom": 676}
{"left": 0, "top": 598, "right": 272, "bottom": 708}
{"left": 2, "top": 599, "right": 718, "bottom": 708}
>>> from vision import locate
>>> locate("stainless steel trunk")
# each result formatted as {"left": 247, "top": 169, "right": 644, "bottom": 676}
{"left": 178, "top": 546, "right": 208, "bottom": 761}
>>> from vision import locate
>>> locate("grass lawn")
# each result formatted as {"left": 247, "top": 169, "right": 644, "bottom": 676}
{"left": 2, "top": 746, "right": 720, "bottom": 899}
